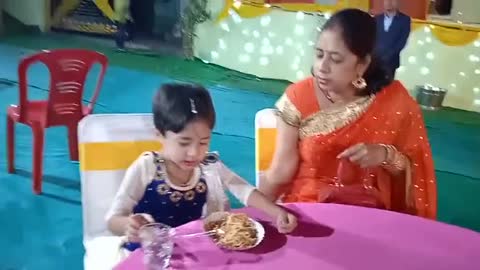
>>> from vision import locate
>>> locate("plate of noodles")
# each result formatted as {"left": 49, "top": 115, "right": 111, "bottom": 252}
{"left": 203, "top": 212, "right": 265, "bottom": 251}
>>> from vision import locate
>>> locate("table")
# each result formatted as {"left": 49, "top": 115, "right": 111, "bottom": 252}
{"left": 115, "top": 203, "right": 480, "bottom": 270}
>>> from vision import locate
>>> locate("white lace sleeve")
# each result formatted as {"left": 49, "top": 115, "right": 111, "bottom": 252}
{"left": 218, "top": 162, "right": 256, "bottom": 206}
{"left": 104, "top": 152, "right": 155, "bottom": 221}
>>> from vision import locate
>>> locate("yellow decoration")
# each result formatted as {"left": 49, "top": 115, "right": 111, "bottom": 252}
{"left": 431, "top": 27, "right": 479, "bottom": 46}
{"left": 94, "top": 0, "right": 116, "bottom": 21}
{"left": 412, "top": 19, "right": 480, "bottom": 47}
{"left": 216, "top": 0, "right": 370, "bottom": 23}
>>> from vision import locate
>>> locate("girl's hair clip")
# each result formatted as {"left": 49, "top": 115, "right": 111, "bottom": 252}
{"left": 190, "top": 98, "right": 198, "bottom": 114}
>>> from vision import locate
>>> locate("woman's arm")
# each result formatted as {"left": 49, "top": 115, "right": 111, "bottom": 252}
{"left": 259, "top": 117, "right": 300, "bottom": 201}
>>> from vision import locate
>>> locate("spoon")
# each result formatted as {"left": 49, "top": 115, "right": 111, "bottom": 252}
{"left": 176, "top": 229, "right": 225, "bottom": 238}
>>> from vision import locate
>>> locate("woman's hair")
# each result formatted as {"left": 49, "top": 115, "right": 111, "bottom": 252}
{"left": 153, "top": 83, "right": 216, "bottom": 135}
{"left": 322, "top": 8, "right": 392, "bottom": 95}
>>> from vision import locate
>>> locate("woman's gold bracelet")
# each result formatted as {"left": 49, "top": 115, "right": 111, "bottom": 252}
{"left": 379, "top": 144, "right": 408, "bottom": 172}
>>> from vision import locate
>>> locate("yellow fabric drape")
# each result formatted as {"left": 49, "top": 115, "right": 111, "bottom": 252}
{"left": 216, "top": 0, "right": 370, "bottom": 23}
{"left": 430, "top": 27, "right": 479, "bottom": 46}
{"left": 412, "top": 19, "right": 480, "bottom": 46}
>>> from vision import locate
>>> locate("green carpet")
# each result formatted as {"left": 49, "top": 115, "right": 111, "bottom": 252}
{"left": 0, "top": 23, "right": 479, "bottom": 269}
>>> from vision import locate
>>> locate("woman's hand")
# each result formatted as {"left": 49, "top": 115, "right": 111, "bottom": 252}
{"left": 125, "top": 214, "right": 151, "bottom": 242}
{"left": 276, "top": 210, "right": 298, "bottom": 234}
{"left": 337, "top": 143, "right": 387, "bottom": 168}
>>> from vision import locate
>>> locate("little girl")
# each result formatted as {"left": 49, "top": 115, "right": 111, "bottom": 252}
{"left": 106, "top": 83, "right": 297, "bottom": 252}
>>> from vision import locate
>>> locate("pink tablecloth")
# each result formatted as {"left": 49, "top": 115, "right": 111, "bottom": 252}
{"left": 115, "top": 203, "right": 480, "bottom": 270}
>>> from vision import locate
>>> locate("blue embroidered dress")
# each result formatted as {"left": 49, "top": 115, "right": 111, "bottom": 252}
{"left": 106, "top": 151, "right": 255, "bottom": 252}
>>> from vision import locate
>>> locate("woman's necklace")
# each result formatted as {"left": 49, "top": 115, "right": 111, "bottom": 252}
{"left": 321, "top": 88, "right": 335, "bottom": 103}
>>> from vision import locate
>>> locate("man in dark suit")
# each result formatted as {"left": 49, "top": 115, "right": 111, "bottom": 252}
{"left": 374, "top": 0, "right": 411, "bottom": 78}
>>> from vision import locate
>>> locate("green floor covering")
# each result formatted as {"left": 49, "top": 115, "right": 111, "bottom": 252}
{"left": 0, "top": 29, "right": 479, "bottom": 269}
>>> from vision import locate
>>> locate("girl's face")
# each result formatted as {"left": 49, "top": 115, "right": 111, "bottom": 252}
{"left": 160, "top": 119, "right": 211, "bottom": 171}
{"left": 313, "top": 28, "right": 369, "bottom": 95}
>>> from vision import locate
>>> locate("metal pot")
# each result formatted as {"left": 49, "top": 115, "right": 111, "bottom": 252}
{"left": 415, "top": 84, "right": 447, "bottom": 110}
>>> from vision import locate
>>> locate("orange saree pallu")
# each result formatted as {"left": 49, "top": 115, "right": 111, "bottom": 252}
{"left": 276, "top": 78, "right": 437, "bottom": 219}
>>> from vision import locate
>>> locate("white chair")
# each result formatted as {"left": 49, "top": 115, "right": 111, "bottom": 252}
{"left": 79, "top": 114, "right": 161, "bottom": 270}
{"left": 254, "top": 108, "right": 277, "bottom": 187}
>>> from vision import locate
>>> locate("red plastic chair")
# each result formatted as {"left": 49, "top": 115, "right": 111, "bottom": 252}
{"left": 6, "top": 49, "right": 108, "bottom": 194}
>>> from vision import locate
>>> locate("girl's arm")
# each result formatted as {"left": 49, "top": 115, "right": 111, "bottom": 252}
{"left": 219, "top": 163, "right": 285, "bottom": 218}
{"left": 106, "top": 153, "right": 152, "bottom": 236}
{"left": 259, "top": 117, "right": 299, "bottom": 201}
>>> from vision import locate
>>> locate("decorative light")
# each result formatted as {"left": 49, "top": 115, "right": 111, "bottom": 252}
{"left": 291, "top": 63, "right": 299, "bottom": 70}
{"left": 468, "top": 55, "right": 480, "bottom": 62}
{"left": 267, "top": 32, "right": 276, "bottom": 38}
{"left": 260, "top": 16, "right": 271, "bottom": 27}
{"left": 474, "top": 41, "right": 480, "bottom": 47}
{"left": 424, "top": 26, "right": 431, "bottom": 33}
{"left": 459, "top": 72, "right": 466, "bottom": 77}
{"left": 296, "top": 11, "right": 305, "bottom": 21}
{"left": 474, "top": 99, "right": 480, "bottom": 106}
{"left": 233, "top": 1, "right": 242, "bottom": 9}
{"left": 426, "top": 52, "right": 434, "bottom": 60}
{"left": 299, "top": 49, "right": 305, "bottom": 56}
{"left": 238, "top": 54, "right": 251, "bottom": 63}
{"left": 275, "top": 46, "right": 284, "bottom": 55}
{"left": 241, "top": 29, "right": 250, "bottom": 36}
{"left": 220, "top": 22, "right": 230, "bottom": 32}
{"left": 425, "top": 37, "right": 432, "bottom": 43}
{"left": 475, "top": 69, "right": 480, "bottom": 74}
{"left": 294, "top": 25, "right": 304, "bottom": 35}
{"left": 420, "top": 67, "right": 430, "bottom": 75}
{"left": 417, "top": 40, "right": 425, "bottom": 46}
{"left": 408, "top": 56, "right": 416, "bottom": 64}
{"left": 473, "top": 87, "right": 480, "bottom": 94}
{"left": 264, "top": 3, "right": 271, "bottom": 8}
{"left": 230, "top": 11, "right": 242, "bottom": 24}
{"left": 308, "top": 40, "right": 315, "bottom": 46}
{"left": 429, "top": 24, "right": 435, "bottom": 29}
{"left": 218, "top": 39, "right": 227, "bottom": 50}
{"left": 253, "top": 30, "right": 260, "bottom": 38}
{"left": 262, "top": 38, "right": 270, "bottom": 45}
{"left": 296, "top": 70, "right": 305, "bottom": 79}
{"left": 210, "top": 51, "right": 219, "bottom": 59}
{"left": 259, "top": 57, "right": 269, "bottom": 66}
{"left": 285, "top": 38, "right": 293, "bottom": 46}
{"left": 244, "top": 42, "right": 255, "bottom": 53}
{"left": 324, "top": 12, "right": 332, "bottom": 19}
{"left": 397, "top": 66, "right": 406, "bottom": 73}
{"left": 450, "top": 83, "right": 457, "bottom": 88}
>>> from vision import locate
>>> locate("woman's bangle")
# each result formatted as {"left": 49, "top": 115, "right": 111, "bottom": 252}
{"left": 379, "top": 144, "right": 408, "bottom": 172}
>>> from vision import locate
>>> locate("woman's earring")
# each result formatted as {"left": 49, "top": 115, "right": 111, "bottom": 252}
{"left": 352, "top": 76, "right": 367, "bottom": 90}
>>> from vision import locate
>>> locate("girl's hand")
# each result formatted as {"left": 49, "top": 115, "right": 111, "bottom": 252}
{"left": 126, "top": 214, "right": 151, "bottom": 242}
{"left": 337, "top": 143, "right": 387, "bottom": 168}
{"left": 276, "top": 210, "right": 298, "bottom": 234}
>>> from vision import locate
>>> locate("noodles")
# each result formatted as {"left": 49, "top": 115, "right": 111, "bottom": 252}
{"left": 204, "top": 213, "right": 258, "bottom": 250}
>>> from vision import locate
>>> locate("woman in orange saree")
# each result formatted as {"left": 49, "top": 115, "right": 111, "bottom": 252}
{"left": 259, "top": 9, "right": 436, "bottom": 219}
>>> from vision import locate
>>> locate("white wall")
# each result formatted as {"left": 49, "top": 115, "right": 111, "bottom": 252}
{"left": 3, "top": 0, "right": 49, "bottom": 31}
{"left": 451, "top": 0, "right": 480, "bottom": 24}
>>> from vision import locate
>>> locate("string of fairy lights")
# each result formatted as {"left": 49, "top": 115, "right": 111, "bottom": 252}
{"left": 199, "top": 1, "right": 480, "bottom": 109}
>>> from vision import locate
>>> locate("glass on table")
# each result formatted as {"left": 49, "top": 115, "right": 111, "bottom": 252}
{"left": 139, "top": 223, "right": 175, "bottom": 270}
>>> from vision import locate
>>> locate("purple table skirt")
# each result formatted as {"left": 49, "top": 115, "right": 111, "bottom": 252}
{"left": 115, "top": 203, "right": 480, "bottom": 270}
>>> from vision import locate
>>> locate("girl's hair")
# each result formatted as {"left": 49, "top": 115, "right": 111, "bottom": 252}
{"left": 153, "top": 83, "right": 216, "bottom": 135}
{"left": 322, "top": 8, "right": 392, "bottom": 95}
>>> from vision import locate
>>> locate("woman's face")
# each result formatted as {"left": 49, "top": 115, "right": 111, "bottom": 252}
{"left": 313, "top": 28, "right": 370, "bottom": 95}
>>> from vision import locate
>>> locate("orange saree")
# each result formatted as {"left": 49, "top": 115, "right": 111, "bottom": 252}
{"left": 275, "top": 77, "right": 437, "bottom": 219}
